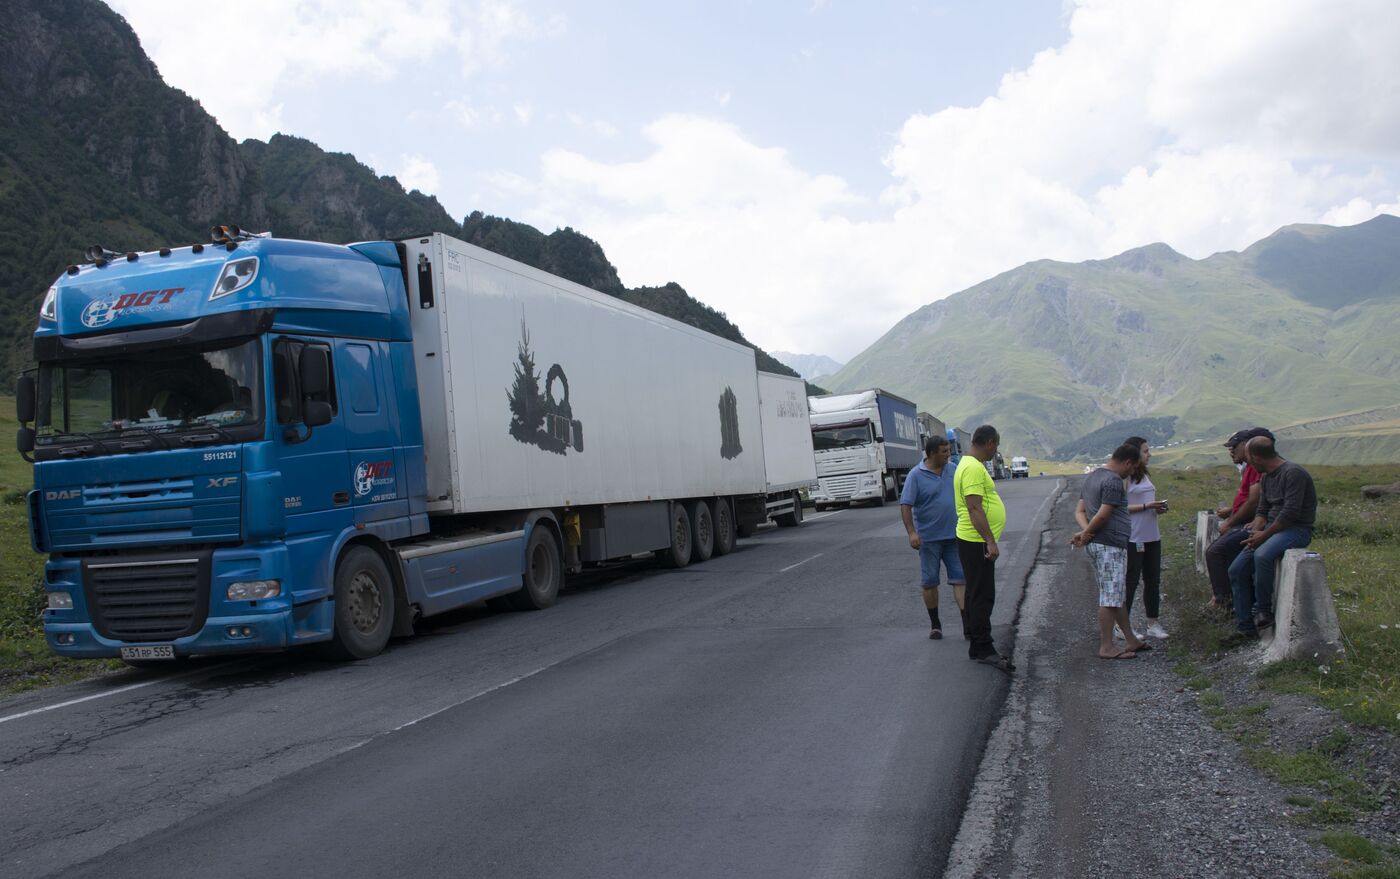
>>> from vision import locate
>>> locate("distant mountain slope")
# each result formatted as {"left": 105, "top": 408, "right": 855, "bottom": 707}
{"left": 771, "top": 352, "right": 846, "bottom": 380}
{"left": 0, "top": 0, "right": 800, "bottom": 386}
{"left": 825, "top": 216, "right": 1400, "bottom": 457}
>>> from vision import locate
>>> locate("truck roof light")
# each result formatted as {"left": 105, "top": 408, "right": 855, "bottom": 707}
{"left": 66, "top": 265, "right": 79, "bottom": 275}
{"left": 159, "top": 247, "right": 171, "bottom": 257}
{"left": 192, "top": 243, "right": 204, "bottom": 253}
{"left": 226, "top": 241, "right": 237, "bottom": 251}
{"left": 126, "top": 252, "right": 138, "bottom": 262}
{"left": 94, "top": 257, "right": 108, "bottom": 268}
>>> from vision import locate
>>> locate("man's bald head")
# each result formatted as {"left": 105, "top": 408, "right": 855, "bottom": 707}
{"left": 1247, "top": 435, "right": 1280, "bottom": 465}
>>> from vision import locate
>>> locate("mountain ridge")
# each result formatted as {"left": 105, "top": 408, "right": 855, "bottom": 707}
{"left": 826, "top": 215, "right": 1400, "bottom": 457}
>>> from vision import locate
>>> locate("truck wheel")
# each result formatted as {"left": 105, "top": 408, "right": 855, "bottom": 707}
{"left": 712, "top": 498, "right": 736, "bottom": 556}
{"left": 509, "top": 526, "right": 563, "bottom": 610}
{"left": 775, "top": 491, "right": 804, "bottom": 527}
{"left": 658, "top": 503, "right": 692, "bottom": 568}
{"left": 325, "top": 546, "right": 395, "bottom": 660}
{"left": 689, "top": 501, "right": 714, "bottom": 563}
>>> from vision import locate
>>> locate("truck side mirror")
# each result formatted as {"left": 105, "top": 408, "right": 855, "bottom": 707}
{"left": 303, "top": 400, "right": 332, "bottom": 428}
{"left": 299, "top": 347, "right": 330, "bottom": 397}
{"left": 15, "top": 374, "right": 35, "bottom": 424}
{"left": 17, "top": 427, "right": 35, "bottom": 455}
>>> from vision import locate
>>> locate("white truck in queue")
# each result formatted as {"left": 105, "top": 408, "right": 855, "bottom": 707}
{"left": 807, "top": 389, "right": 921, "bottom": 509}
{"left": 1010, "top": 456, "right": 1030, "bottom": 478}
{"left": 750, "top": 371, "right": 819, "bottom": 532}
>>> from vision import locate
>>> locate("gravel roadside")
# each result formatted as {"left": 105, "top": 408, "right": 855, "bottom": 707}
{"left": 944, "top": 480, "right": 1332, "bottom": 879}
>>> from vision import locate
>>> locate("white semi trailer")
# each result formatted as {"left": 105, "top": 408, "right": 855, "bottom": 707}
{"left": 401, "top": 232, "right": 776, "bottom": 592}
{"left": 752, "top": 371, "right": 818, "bottom": 531}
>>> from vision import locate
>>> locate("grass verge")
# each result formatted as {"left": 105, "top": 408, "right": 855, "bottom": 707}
{"left": 1155, "top": 462, "right": 1400, "bottom": 874}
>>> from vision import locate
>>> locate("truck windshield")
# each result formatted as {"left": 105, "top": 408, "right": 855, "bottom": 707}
{"left": 812, "top": 424, "right": 873, "bottom": 450}
{"left": 36, "top": 338, "right": 263, "bottom": 444}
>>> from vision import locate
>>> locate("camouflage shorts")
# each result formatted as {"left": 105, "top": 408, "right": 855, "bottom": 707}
{"left": 1086, "top": 542, "right": 1127, "bottom": 608}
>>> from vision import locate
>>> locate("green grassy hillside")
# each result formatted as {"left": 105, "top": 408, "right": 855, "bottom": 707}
{"left": 827, "top": 219, "right": 1400, "bottom": 459}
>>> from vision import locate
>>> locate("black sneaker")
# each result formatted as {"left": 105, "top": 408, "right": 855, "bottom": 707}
{"left": 975, "top": 653, "right": 1015, "bottom": 674}
{"left": 1254, "top": 611, "right": 1275, "bottom": 630}
{"left": 929, "top": 628, "right": 943, "bottom": 640}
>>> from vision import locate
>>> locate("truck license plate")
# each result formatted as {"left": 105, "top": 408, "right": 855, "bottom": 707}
{"left": 119, "top": 645, "right": 175, "bottom": 661}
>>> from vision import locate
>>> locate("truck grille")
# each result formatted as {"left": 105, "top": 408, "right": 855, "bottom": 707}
{"left": 824, "top": 474, "right": 861, "bottom": 499}
{"left": 82, "top": 552, "right": 211, "bottom": 643}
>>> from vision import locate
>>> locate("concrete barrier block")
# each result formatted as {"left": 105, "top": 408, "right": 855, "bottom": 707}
{"left": 1194, "top": 511, "right": 1220, "bottom": 574}
{"left": 1262, "top": 549, "right": 1344, "bottom": 664}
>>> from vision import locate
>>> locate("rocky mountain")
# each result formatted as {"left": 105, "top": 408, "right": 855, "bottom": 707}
{"left": 771, "top": 352, "right": 846, "bottom": 381}
{"left": 825, "top": 215, "right": 1400, "bottom": 457}
{"left": 0, "top": 0, "right": 800, "bottom": 385}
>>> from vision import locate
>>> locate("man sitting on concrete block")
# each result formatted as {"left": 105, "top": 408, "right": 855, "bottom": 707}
{"left": 1204, "top": 427, "right": 1271, "bottom": 611}
{"left": 1226, "top": 437, "right": 1318, "bottom": 642}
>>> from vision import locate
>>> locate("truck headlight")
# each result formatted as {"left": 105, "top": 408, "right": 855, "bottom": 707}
{"left": 862, "top": 474, "right": 878, "bottom": 485}
{"left": 40, "top": 286, "right": 58, "bottom": 321}
{"left": 211, "top": 257, "right": 259, "bottom": 300}
{"left": 228, "top": 580, "right": 281, "bottom": 600}
{"left": 47, "top": 591, "right": 73, "bottom": 610}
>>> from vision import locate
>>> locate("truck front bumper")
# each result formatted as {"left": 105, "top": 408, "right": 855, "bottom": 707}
{"left": 44, "top": 601, "right": 334, "bottom": 659}
{"left": 41, "top": 544, "right": 335, "bottom": 659}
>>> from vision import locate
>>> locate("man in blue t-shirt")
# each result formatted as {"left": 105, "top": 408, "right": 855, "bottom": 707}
{"left": 900, "top": 435, "right": 966, "bottom": 640}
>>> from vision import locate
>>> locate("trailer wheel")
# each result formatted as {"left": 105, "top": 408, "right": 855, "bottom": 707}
{"left": 658, "top": 503, "right": 692, "bottom": 568}
{"left": 712, "top": 498, "right": 736, "bottom": 556}
{"left": 509, "top": 527, "right": 562, "bottom": 610}
{"left": 689, "top": 501, "right": 714, "bottom": 563}
{"left": 774, "top": 491, "right": 804, "bottom": 527}
{"left": 324, "top": 546, "right": 395, "bottom": 660}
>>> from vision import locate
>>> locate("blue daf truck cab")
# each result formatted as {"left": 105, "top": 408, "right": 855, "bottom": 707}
{"left": 13, "top": 230, "right": 531, "bottom": 662}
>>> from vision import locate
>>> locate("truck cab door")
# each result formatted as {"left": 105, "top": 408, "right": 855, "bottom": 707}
{"left": 335, "top": 340, "right": 407, "bottom": 523}
{"left": 272, "top": 337, "right": 352, "bottom": 538}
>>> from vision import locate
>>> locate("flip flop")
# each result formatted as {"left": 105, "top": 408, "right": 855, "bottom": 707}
{"left": 1130, "top": 642, "right": 1153, "bottom": 652}
{"left": 1099, "top": 650, "right": 1137, "bottom": 660}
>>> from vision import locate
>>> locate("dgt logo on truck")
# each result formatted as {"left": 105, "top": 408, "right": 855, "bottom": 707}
{"left": 354, "top": 461, "right": 394, "bottom": 496}
{"left": 80, "top": 287, "right": 186, "bottom": 328}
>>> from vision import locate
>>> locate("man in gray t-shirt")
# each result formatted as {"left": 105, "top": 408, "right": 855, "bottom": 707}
{"left": 1071, "top": 444, "right": 1149, "bottom": 659}
{"left": 1227, "top": 437, "right": 1318, "bottom": 638}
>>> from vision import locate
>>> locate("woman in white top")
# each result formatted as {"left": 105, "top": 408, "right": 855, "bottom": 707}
{"left": 1123, "top": 436, "right": 1169, "bottom": 639}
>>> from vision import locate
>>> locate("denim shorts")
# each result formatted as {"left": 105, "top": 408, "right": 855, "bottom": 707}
{"left": 919, "top": 538, "right": 965, "bottom": 588}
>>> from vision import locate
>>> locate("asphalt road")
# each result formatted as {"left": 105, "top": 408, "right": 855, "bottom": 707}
{"left": 0, "top": 476, "right": 1062, "bottom": 879}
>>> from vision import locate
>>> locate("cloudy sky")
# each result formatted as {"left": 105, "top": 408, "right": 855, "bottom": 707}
{"left": 110, "top": 0, "right": 1400, "bottom": 361}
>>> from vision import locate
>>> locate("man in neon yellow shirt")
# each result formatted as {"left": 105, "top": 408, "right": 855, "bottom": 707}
{"left": 955, "top": 424, "right": 1012, "bottom": 672}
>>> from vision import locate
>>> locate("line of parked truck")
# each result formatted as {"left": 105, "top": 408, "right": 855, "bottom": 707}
{"left": 13, "top": 227, "right": 1016, "bottom": 663}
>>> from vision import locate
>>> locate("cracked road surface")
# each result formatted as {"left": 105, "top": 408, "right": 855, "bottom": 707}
{"left": 1, "top": 478, "right": 1060, "bottom": 878}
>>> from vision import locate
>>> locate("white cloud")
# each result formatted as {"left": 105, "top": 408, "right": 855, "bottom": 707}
{"left": 110, "top": 0, "right": 547, "bottom": 140}
{"left": 564, "top": 113, "right": 620, "bottom": 138}
{"left": 511, "top": 0, "right": 1400, "bottom": 360}
{"left": 397, "top": 155, "right": 441, "bottom": 194}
